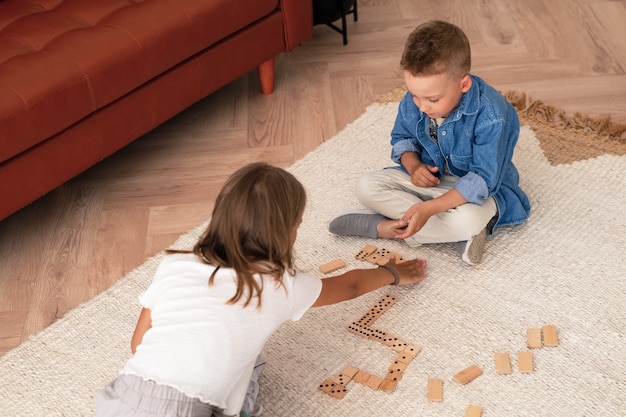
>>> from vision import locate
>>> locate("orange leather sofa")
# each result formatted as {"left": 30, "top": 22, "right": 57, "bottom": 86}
{"left": 0, "top": 0, "right": 313, "bottom": 221}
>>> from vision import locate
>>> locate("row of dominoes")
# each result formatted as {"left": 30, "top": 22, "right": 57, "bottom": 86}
{"left": 348, "top": 293, "right": 397, "bottom": 329}
{"left": 493, "top": 325, "right": 560, "bottom": 375}
{"left": 347, "top": 295, "right": 421, "bottom": 357}
{"left": 318, "top": 245, "right": 560, "bottom": 416}
{"left": 355, "top": 244, "right": 405, "bottom": 265}
{"left": 426, "top": 324, "right": 560, "bottom": 416}
{"left": 318, "top": 343, "right": 421, "bottom": 398}
{"left": 318, "top": 244, "right": 406, "bottom": 275}
{"left": 527, "top": 325, "right": 559, "bottom": 348}
{"left": 319, "top": 294, "right": 421, "bottom": 397}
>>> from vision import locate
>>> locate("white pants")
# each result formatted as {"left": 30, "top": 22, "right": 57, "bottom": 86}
{"left": 356, "top": 169, "right": 497, "bottom": 247}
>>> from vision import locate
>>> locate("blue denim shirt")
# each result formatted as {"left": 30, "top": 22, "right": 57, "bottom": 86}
{"left": 390, "top": 74, "right": 530, "bottom": 231}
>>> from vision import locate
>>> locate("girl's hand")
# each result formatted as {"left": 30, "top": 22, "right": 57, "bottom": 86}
{"left": 313, "top": 256, "right": 428, "bottom": 307}
{"left": 385, "top": 257, "right": 428, "bottom": 286}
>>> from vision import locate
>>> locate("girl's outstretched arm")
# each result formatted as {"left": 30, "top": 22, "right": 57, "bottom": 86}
{"left": 131, "top": 308, "right": 152, "bottom": 354}
{"left": 311, "top": 258, "right": 427, "bottom": 308}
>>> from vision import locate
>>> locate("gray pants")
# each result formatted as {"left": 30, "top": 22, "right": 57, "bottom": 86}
{"left": 96, "top": 374, "right": 232, "bottom": 417}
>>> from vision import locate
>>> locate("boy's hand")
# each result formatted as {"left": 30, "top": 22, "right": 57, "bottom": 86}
{"left": 400, "top": 153, "right": 440, "bottom": 187}
{"left": 387, "top": 257, "right": 428, "bottom": 285}
{"left": 394, "top": 202, "right": 434, "bottom": 239}
{"left": 410, "top": 163, "right": 440, "bottom": 187}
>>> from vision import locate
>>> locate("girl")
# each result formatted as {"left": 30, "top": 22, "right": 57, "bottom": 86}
{"left": 96, "top": 162, "right": 428, "bottom": 417}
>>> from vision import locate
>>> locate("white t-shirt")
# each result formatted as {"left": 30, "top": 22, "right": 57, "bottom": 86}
{"left": 121, "top": 253, "right": 322, "bottom": 416}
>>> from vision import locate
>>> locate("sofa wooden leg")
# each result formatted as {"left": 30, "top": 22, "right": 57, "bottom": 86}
{"left": 258, "top": 58, "right": 275, "bottom": 95}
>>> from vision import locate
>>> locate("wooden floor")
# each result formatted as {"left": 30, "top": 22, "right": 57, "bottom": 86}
{"left": 1, "top": 0, "right": 625, "bottom": 356}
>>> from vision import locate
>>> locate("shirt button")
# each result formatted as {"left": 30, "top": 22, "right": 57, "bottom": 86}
{"left": 441, "top": 131, "right": 447, "bottom": 136}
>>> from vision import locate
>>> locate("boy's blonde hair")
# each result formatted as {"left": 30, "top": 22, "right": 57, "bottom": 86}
{"left": 400, "top": 20, "right": 471, "bottom": 79}
{"left": 170, "top": 162, "right": 306, "bottom": 308}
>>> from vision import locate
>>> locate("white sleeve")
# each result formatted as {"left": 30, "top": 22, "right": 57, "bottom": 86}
{"left": 137, "top": 261, "right": 168, "bottom": 309}
{"left": 287, "top": 271, "right": 322, "bottom": 321}
{"left": 137, "top": 254, "right": 185, "bottom": 309}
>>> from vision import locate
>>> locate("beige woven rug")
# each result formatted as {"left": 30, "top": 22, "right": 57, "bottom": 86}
{"left": 1, "top": 100, "right": 625, "bottom": 416}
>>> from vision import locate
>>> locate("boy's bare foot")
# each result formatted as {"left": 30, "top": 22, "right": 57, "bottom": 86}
{"left": 377, "top": 219, "right": 407, "bottom": 239}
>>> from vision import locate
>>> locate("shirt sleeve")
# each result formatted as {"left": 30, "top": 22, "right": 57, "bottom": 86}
{"left": 138, "top": 269, "right": 164, "bottom": 310}
{"left": 137, "top": 254, "right": 182, "bottom": 310}
{"left": 390, "top": 94, "right": 422, "bottom": 164}
{"left": 453, "top": 116, "right": 513, "bottom": 204}
{"left": 287, "top": 271, "right": 322, "bottom": 321}
{"left": 452, "top": 171, "right": 489, "bottom": 204}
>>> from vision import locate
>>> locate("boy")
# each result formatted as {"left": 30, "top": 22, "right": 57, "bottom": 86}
{"left": 329, "top": 20, "right": 530, "bottom": 265}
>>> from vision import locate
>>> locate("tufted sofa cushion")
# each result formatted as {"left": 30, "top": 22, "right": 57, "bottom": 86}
{"left": 0, "top": 0, "right": 278, "bottom": 164}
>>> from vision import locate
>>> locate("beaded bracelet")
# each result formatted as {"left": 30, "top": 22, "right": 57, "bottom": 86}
{"left": 378, "top": 264, "right": 400, "bottom": 285}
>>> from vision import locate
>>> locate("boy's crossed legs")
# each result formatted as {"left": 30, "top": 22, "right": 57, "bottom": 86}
{"left": 329, "top": 169, "right": 497, "bottom": 265}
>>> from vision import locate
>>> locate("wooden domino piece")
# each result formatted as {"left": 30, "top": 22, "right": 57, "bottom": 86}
{"left": 427, "top": 378, "right": 443, "bottom": 402}
{"left": 381, "top": 334, "right": 402, "bottom": 347}
{"left": 378, "top": 294, "right": 397, "bottom": 308}
{"left": 356, "top": 314, "right": 376, "bottom": 327}
{"left": 319, "top": 259, "right": 346, "bottom": 274}
{"left": 332, "top": 373, "right": 350, "bottom": 386}
{"left": 365, "top": 248, "right": 392, "bottom": 265}
{"left": 394, "top": 351, "right": 414, "bottom": 364}
{"left": 542, "top": 325, "right": 559, "bottom": 347}
{"left": 384, "top": 369, "right": 403, "bottom": 382}
{"left": 368, "top": 328, "right": 387, "bottom": 342}
{"left": 389, "top": 252, "right": 406, "bottom": 263}
{"left": 355, "top": 244, "right": 377, "bottom": 260}
{"left": 465, "top": 405, "right": 483, "bottom": 417}
{"left": 453, "top": 365, "right": 483, "bottom": 385}
{"left": 347, "top": 321, "right": 362, "bottom": 333}
{"left": 347, "top": 322, "right": 373, "bottom": 338}
{"left": 318, "top": 379, "right": 336, "bottom": 394}
{"left": 363, "top": 308, "right": 385, "bottom": 322}
{"left": 357, "top": 309, "right": 383, "bottom": 327}
{"left": 389, "top": 360, "right": 409, "bottom": 374}
{"left": 518, "top": 351, "right": 534, "bottom": 373}
{"left": 364, "top": 374, "right": 383, "bottom": 389}
{"left": 353, "top": 370, "right": 371, "bottom": 384}
{"left": 332, "top": 366, "right": 358, "bottom": 386}
{"left": 340, "top": 365, "right": 359, "bottom": 379}
{"left": 366, "top": 304, "right": 386, "bottom": 317}
{"left": 374, "top": 247, "right": 391, "bottom": 258}
{"left": 356, "top": 295, "right": 396, "bottom": 327}
{"left": 374, "top": 256, "right": 390, "bottom": 266}
{"left": 328, "top": 383, "right": 348, "bottom": 399}
{"left": 494, "top": 352, "right": 512, "bottom": 375}
{"left": 319, "top": 379, "right": 348, "bottom": 399}
{"left": 527, "top": 328, "right": 542, "bottom": 349}
{"left": 365, "top": 251, "right": 384, "bottom": 265}
{"left": 389, "top": 340, "right": 409, "bottom": 352}
{"left": 402, "top": 344, "right": 421, "bottom": 358}
{"left": 379, "top": 378, "right": 398, "bottom": 392}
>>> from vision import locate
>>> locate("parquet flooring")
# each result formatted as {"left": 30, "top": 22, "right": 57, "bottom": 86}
{"left": 1, "top": 0, "right": 625, "bottom": 356}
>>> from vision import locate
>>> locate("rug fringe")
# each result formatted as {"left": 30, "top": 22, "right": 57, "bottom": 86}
{"left": 502, "top": 91, "right": 626, "bottom": 143}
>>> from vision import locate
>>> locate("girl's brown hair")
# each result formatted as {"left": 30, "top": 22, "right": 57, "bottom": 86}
{"left": 168, "top": 162, "right": 306, "bottom": 308}
{"left": 400, "top": 20, "right": 471, "bottom": 79}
